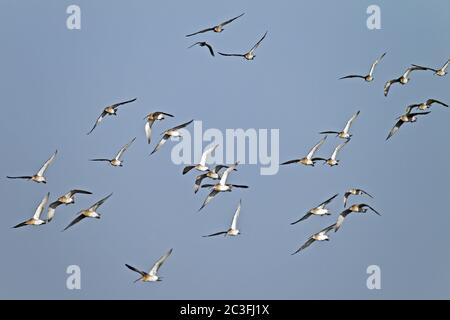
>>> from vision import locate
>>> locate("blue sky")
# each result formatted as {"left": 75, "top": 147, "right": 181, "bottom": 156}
{"left": 1, "top": 0, "right": 450, "bottom": 299}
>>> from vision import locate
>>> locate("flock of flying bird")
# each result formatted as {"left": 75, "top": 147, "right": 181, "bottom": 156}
{"left": 5, "top": 12, "right": 450, "bottom": 282}
{"left": 280, "top": 51, "right": 449, "bottom": 253}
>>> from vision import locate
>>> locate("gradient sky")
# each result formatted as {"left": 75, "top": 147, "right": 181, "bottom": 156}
{"left": 1, "top": 0, "right": 450, "bottom": 299}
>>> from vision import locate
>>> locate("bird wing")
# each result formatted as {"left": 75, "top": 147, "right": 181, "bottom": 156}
{"left": 410, "top": 64, "right": 436, "bottom": 72}
{"left": 168, "top": 119, "right": 193, "bottom": 132}
{"left": 307, "top": 136, "right": 327, "bottom": 159}
{"left": 37, "top": 150, "right": 57, "bottom": 176}
{"left": 199, "top": 144, "right": 218, "bottom": 166}
{"left": 63, "top": 214, "right": 87, "bottom": 231}
{"left": 318, "top": 193, "right": 339, "bottom": 209}
{"left": 199, "top": 189, "right": 220, "bottom": 211}
{"left": 405, "top": 104, "right": 420, "bottom": 114}
{"left": 112, "top": 98, "right": 137, "bottom": 109}
{"left": 339, "top": 75, "right": 365, "bottom": 80}
{"left": 115, "top": 137, "right": 136, "bottom": 161}
{"left": 203, "top": 231, "right": 227, "bottom": 237}
{"left": 331, "top": 140, "right": 348, "bottom": 160}
{"left": 319, "top": 223, "right": 337, "bottom": 235}
{"left": 292, "top": 238, "right": 316, "bottom": 255}
{"left": 427, "top": 99, "right": 448, "bottom": 107}
{"left": 205, "top": 43, "right": 215, "bottom": 57}
{"left": 386, "top": 119, "right": 404, "bottom": 140}
{"left": 151, "top": 134, "right": 171, "bottom": 155}
{"left": 185, "top": 27, "right": 215, "bottom": 37}
{"left": 68, "top": 189, "right": 92, "bottom": 197}
{"left": 343, "top": 110, "right": 360, "bottom": 134}
{"left": 145, "top": 120, "right": 156, "bottom": 144}
{"left": 87, "top": 110, "right": 108, "bottom": 135}
{"left": 194, "top": 173, "right": 208, "bottom": 193}
{"left": 362, "top": 204, "right": 381, "bottom": 216}
{"left": 230, "top": 200, "right": 242, "bottom": 230}
{"left": 149, "top": 248, "right": 173, "bottom": 276}
{"left": 90, "top": 193, "right": 113, "bottom": 211}
{"left": 404, "top": 66, "right": 426, "bottom": 77}
{"left": 125, "top": 264, "right": 146, "bottom": 276}
{"left": 219, "top": 13, "right": 245, "bottom": 27}
{"left": 368, "top": 52, "right": 386, "bottom": 76}
{"left": 218, "top": 52, "right": 245, "bottom": 57}
{"left": 219, "top": 162, "right": 238, "bottom": 185}
{"left": 335, "top": 209, "right": 352, "bottom": 232}
{"left": 290, "top": 212, "right": 312, "bottom": 225}
{"left": 249, "top": 31, "right": 268, "bottom": 53}
{"left": 33, "top": 192, "right": 49, "bottom": 220}
{"left": 343, "top": 192, "right": 351, "bottom": 208}
{"left": 384, "top": 78, "right": 400, "bottom": 96}
{"left": 441, "top": 59, "right": 450, "bottom": 72}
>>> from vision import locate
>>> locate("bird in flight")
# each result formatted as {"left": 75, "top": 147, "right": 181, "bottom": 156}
{"left": 185, "top": 13, "right": 245, "bottom": 37}
{"left": 63, "top": 193, "right": 113, "bottom": 231}
{"left": 125, "top": 248, "right": 173, "bottom": 283}
{"left": 188, "top": 42, "right": 215, "bottom": 57}
{"left": 203, "top": 200, "right": 242, "bottom": 237}
{"left": 320, "top": 140, "right": 349, "bottom": 167}
{"left": 151, "top": 120, "right": 193, "bottom": 155}
{"left": 405, "top": 99, "right": 448, "bottom": 113}
{"left": 193, "top": 165, "right": 230, "bottom": 194}
{"left": 340, "top": 52, "right": 386, "bottom": 82}
{"left": 199, "top": 162, "right": 248, "bottom": 211}
{"left": 320, "top": 110, "right": 360, "bottom": 140}
{"left": 47, "top": 189, "right": 92, "bottom": 223}
{"left": 411, "top": 59, "right": 450, "bottom": 77}
{"left": 335, "top": 204, "right": 381, "bottom": 232}
{"left": 291, "top": 194, "right": 339, "bottom": 225}
{"left": 183, "top": 144, "right": 218, "bottom": 175}
{"left": 90, "top": 137, "right": 136, "bottom": 167}
{"left": 144, "top": 111, "right": 174, "bottom": 144}
{"left": 281, "top": 136, "right": 327, "bottom": 167}
{"left": 384, "top": 66, "right": 426, "bottom": 96}
{"left": 343, "top": 189, "right": 373, "bottom": 208}
{"left": 87, "top": 98, "right": 137, "bottom": 135}
{"left": 291, "top": 224, "right": 336, "bottom": 255}
{"left": 13, "top": 193, "right": 49, "bottom": 228}
{"left": 7, "top": 150, "right": 57, "bottom": 184}
{"left": 219, "top": 31, "right": 268, "bottom": 61}
{"left": 386, "top": 112, "right": 431, "bottom": 140}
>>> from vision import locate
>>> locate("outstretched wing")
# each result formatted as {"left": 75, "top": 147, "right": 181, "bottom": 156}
{"left": 125, "top": 264, "right": 146, "bottom": 276}
{"left": 339, "top": 75, "right": 365, "bottom": 80}
{"left": 63, "top": 214, "right": 87, "bottom": 231}
{"left": 199, "top": 144, "right": 218, "bottom": 166}
{"left": 343, "top": 110, "right": 360, "bottom": 134}
{"left": 151, "top": 134, "right": 171, "bottom": 155}
{"left": 290, "top": 212, "right": 312, "bottom": 225}
{"left": 307, "top": 136, "right": 327, "bottom": 159}
{"left": 231, "top": 200, "right": 242, "bottom": 230}
{"left": 149, "top": 248, "right": 173, "bottom": 276}
{"left": 167, "top": 119, "right": 193, "bottom": 132}
{"left": 194, "top": 173, "right": 208, "bottom": 194}
{"left": 112, "top": 98, "right": 137, "bottom": 109}
{"left": 37, "top": 150, "right": 57, "bottom": 176}
{"left": 218, "top": 52, "right": 245, "bottom": 57}
{"left": 185, "top": 27, "right": 215, "bottom": 37}
{"left": 318, "top": 193, "right": 339, "bottom": 209}
{"left": 219, "top": 13, "right": 245, "bottom": 27}
{"left": 33, "top": 192, "right": 50, "bottom": 220}
{"left": 386, "top": 119, "right": 404, "bottom": 140}
{"left": 87, "top": 111, "right": 108, "bottom": 135}
{"left": 199, "top": 189, "right": 220, "bottom": 211}
{"left": 202, "top": 231, "right": 227, "bottom": 237}
{"left": 368, "top": 52, "right": 386, "bottom": 76}
{"left": 115, "top": 137, "right": 136, "bottom": 160}
{"left": 249, "top": 31, "right": 268, "bottom": 53}
{"left": 89, "top": 193, "right": 113, "bottom": 211}
{"left": 384, "top": 78, "right": 400, "bottom": 96}
{"left": 292, "top": 238, "right": 315, "bottom": 255}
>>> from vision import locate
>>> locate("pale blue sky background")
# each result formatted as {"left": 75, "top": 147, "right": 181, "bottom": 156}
{"left": 1, "top": 0, "right": 450, "bottom": 299}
